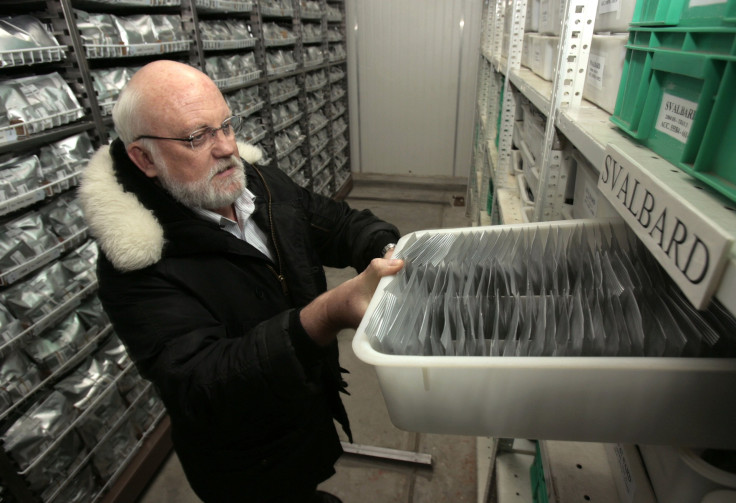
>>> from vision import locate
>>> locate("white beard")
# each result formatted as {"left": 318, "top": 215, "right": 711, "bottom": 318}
{"left": 155, "top": 153, "right": 246, "bottom": 210}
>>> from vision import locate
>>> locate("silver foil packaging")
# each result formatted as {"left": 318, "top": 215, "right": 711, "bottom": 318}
{"left": 76, "top": 295, "right": 109, "bottom": 331}
{"left": 96, "top": 333, "right": 130, "bottom": 372}
{"left": 40, "top": 193, "right": 86, "bottom": 239}
{"left": 0, "top": 349, "right": 42, "bottom": 415}
{"left": 2, "top": 390, "right": 78, "bottom": 470}
{"left": 91, "top": 419, "right": 137, "bottom": 480}
{"left": 0, "top": 154, "right": 44, "bottom": 201}
{"left": 0, "top": 72, "right": 83, "bottom": 137}
{"left": 54, "top": 357, "right": 126, "bottom": 449}
{"left": 39, "top": 131, "right": 94, "bottom": 189}
{"left": 2, "top": 261, "right": 72, "bottom": 324}
{"left": 24, "top": 312, "right": 88, "bottom": 373}
{"left": 0, "top": 212, "right": 58, "bottom": 271}
{"left": 0, "top": 15, "right": 63, "bottom": 67}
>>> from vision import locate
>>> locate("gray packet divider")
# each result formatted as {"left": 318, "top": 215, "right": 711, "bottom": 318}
{"left": 542, "top": 295, "right": 557, "bottom": 356}
{"left": 612, "top": 295, "right": 633, "bottom": 356}
{"left": 502, "top": 294, "right": 520, "bottom": 357}
{"left": 601, "top": 293, "right": 621, "bottom": 356}
{"left": 528, "top": 294, "right": 546, "bottom": 357}
{"left": 516, "top": 294, "right": 534, "bottom": 356}
{"left": 553, "top": 296, "right": 570, "bottom": 356}
{"left": 638, "top": 297, "right": 667, "bottom": 357}
{"left": 490, "top": 292, "right": 502, "bottom": 357}
{"left": 665, "top": 290, "right": 706, "bottom": 357}
{"left": 440, "top": 292, "right": 454, "bottom": 356}
{"left": 619, "top": 289, "right": 645, "bottom": 356}
{"left": 429, "top": 295, "right": 445, "bottom": 356}
{"left": 568, "top": 290, "right": 585, "bottom": 357}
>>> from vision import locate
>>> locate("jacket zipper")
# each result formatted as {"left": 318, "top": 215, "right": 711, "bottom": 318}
{"left": 253, "top": 166, "right": 288, "bottom": 297}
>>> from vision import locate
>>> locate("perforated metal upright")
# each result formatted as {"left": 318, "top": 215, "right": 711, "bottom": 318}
{"left": 46, "top": 0, "right": 108, "bottom": 145}
{"left": 496, "top": 0, "right": 526, "bottom": 188}
{"left": 469, "top": 0, "right": 494, "bottom": 224}
{"left": 180, "top": 0, "right": 206, "bottom": 69}
{"left": 532, "top": 0, "right": 597, "bottom": 221}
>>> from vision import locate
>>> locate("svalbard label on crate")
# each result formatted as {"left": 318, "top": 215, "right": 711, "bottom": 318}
{"left": 598, "top": 144, "right": 732, "bottom": 308}
{"left": 655, "top": 93, "right": 698, "bottom": 143}
{"left": 598, "top": 0, "right": 621, "bottom": 14}
{"left": 587, "top": 53, "right": 605, "bottom": 90}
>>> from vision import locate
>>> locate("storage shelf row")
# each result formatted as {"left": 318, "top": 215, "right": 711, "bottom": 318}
{"left": 0, "top": 46, "right": 67, "bottom": 68}
{"left": 476, "top": 14, "right": 736, "bottom": 311}
{"left": 1, "top": 0, "right": 351, "bottom": 501}
{"left": 0, "top": 311, "right": 105, "bottom": 424}
{"left": 469, "top": 0, "right": 736, "bottom": 500}
{"left": 0, "top": 170, "right": 82, "bottom": 218}
{"left": 498, "top": 60, "right": 736, "bottom": 314}
{"left": 0, "top": 227, "right": 89, "bottom": 287}
{"left": 1, "top": 0, "right": 349, "bottom": 196}
{"left": 479, "top": 437, "right": 662, "bottom": 503}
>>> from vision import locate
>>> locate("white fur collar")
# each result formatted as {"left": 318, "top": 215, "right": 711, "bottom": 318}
{"left": 78, "top": 141, "right": 263, "bottom": 272}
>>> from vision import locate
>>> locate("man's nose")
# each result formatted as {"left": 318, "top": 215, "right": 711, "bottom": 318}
{"left": 211, "top": 128, "right": 237, "bottom": 156}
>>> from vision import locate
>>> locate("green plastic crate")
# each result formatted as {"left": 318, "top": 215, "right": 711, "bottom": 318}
{"left": 682, "top": 60, "right": 736, "bottom": 201}
{"left": 530, "top": 443, "right": 549, "bottom": 503}
{"left": 627, "top": 26, "right": 736, "bottom": 58}
{"left": 612, "top": 47, "right": 654, "bottom": 132}
{"left": 611, "top": 46, "right": 736, "bottom": 202}
{"left": 631, "top": 0, "right": 736, "bottom": 28}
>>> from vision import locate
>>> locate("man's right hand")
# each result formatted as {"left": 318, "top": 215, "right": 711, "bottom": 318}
{"left": 299, "top": 258, "right": 404, "bottom": 345}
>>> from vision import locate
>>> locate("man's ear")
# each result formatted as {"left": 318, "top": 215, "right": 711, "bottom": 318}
{"left": 126, "top": 144, "right": 158, "bottom": 178}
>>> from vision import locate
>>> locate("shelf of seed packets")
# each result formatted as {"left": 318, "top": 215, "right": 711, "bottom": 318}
{"left": 0, "top": 5, "right": 171, "bottom": 503}
{"left": 198, "top": 1, "right": 271, "bottom": 166}
{"left": 1, "top": 0, "right": 351, "bottom": 500}
{"left": 326, "top": 8, "right": 348, "bottom": 199}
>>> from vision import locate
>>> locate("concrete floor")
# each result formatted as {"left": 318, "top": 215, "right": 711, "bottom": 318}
{"left": 137, "top": 174, "right": 476, "bottom": 503}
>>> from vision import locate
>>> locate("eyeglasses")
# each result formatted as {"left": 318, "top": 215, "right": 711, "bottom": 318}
{"left": 134, "top": 115, "right": 243, "bottom": 150}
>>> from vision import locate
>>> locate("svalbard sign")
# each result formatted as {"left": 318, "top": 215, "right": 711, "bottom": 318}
{"left": 597, "top": 144, "right": 731, "bottom": 309}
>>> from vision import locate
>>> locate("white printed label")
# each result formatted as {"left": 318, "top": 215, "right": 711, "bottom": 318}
{"left": 655, "top": 93, "right": 698, "bottom": 143}
{"left": 613, "top": 445, "right": 636, "bottom": 503}
{"left": 587, "top": 53, "right": 605, "bottom": 90}
{"left": 540, "top": 5, "right": 549, "bottom": 24}
{"left": 689, "top": 0, "right": 726, "bottom": 6}
{"left": 20, "top": 84, "right": 40, "bottom": 98}
{"left": 599, "top": 0, "right": 621, "bottom": 14}
{"left": 11, "top": 251, "right": 25, "bottom": 265}
{"left": 533, "top": 46, "right": 542, "bottom": 66}
{"left": 127, "top": 44, "right": 161, "bottom": 56}
{"left": 0, "top": 128, "right": 18, "bottom": 144}
{"left": 583, "top": 182, "right": 599, "bottom": 217}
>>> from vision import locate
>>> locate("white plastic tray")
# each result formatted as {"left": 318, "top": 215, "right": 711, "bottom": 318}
{"left": 353, "top": 220, "right": 736, "bottom": 448}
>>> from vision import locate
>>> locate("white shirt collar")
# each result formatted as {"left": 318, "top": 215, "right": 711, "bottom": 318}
{"left": 192, "top": 188, "right": 257, "bottom": 227}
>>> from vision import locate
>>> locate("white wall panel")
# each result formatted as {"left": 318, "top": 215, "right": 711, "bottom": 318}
{"left": 346, "top": 0, "right": 483, "bottom": 177}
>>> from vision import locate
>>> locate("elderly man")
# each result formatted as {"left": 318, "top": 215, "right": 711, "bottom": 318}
{"left": 79, "top": 60, "right": 402, "bottom": 502}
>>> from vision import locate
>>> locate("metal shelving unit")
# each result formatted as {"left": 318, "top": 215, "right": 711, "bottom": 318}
{"left": 471, "top": 0, "right": 736, "bottom": 312}
{"left": 0, "top": 1, "right": 351, "bottom": 501}
{"left": 471, "top": 0, "right": 736, "bottom": 501}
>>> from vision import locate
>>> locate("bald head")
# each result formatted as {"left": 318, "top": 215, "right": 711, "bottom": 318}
{"left": 113, "top": 60, "right": 226, "bottom": 145}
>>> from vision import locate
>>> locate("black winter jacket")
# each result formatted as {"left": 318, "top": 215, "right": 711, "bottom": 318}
{"left": 78, "top": 139, "right": 399, "bottom": 502}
